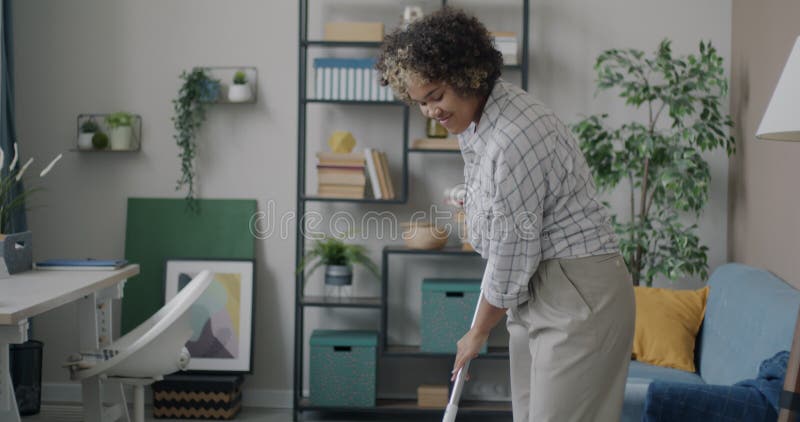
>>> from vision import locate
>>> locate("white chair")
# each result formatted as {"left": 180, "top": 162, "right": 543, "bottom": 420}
{"left": 68, "top": 270, "right": 213, "bottom": 422}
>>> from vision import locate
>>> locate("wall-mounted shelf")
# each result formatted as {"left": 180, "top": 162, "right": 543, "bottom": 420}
{"left": 200, "top": 66, "right": 258, "bottom": 104}
{"left": 300, "top": 296, "right": 382, "bottom": 308}
{"left": 74, "top": 113, "right": 142, "bottom": 152}
{"left": 304, "top": 99, "right": 404, "bottom": 106}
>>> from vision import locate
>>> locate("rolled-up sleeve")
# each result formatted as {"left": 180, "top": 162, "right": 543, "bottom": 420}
{"left": 480, "top": 147, "right": 547, "bottom": 309}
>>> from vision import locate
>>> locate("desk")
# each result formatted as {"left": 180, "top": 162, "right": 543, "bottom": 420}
{"left": 0, "top": 264, "right": 140, "bottom": 422}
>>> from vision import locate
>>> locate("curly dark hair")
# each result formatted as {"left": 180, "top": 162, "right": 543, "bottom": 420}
{"left": 376, "top": 7, "right": 503, "bottom": 102}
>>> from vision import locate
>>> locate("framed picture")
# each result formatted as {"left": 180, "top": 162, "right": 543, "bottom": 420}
{"left": 164, "top": 258, "right": 255, "bottom": 373}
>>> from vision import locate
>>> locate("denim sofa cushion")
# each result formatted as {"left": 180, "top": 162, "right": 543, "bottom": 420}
{"left": 695, "top": 263, "right": 800, "bottom": 386}
{"left": 628, "top": 360, "right": 705, "bottom": 385}
{"left": 623, "top": 361, "right": 705, "bottom": 422}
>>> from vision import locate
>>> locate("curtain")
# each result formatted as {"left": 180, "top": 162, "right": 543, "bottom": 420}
{"left": 1, "top": 0, "right": 26, "bottom": 234}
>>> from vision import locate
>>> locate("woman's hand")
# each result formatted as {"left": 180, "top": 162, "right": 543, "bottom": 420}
{"left": 451, "top": 328, "right": 490, "bottom": 382}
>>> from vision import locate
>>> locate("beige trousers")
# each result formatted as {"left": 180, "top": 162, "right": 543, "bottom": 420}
{"left": 506, "top": 252, "right": 635, "bottom": 422}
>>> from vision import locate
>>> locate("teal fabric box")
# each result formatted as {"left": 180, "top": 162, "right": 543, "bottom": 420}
{"left": 421, "top": 279, "right": 487, "bottom": 354}
{"left": 310, "top": 330, "right": 377, "bottom": 407}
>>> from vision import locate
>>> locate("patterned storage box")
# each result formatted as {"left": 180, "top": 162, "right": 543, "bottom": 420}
{"left": 310, "top": 330, "right": 378, "bottom": 407}
{"left": 421, "top": 279, "right": 487, "bottom": 354}
{"left": 152, "top": 374, "right": 242, "bottom": 420}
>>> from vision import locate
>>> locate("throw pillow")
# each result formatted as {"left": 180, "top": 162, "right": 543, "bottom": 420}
{"left": 632, "top": 286, "right": 709, "bottom": 372}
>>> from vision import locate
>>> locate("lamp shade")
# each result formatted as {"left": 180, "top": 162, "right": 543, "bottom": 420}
{"left": 756, "top": 36, "right": 800, "bottom": 141}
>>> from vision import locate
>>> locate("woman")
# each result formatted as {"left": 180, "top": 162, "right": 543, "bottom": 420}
{"left": 377, "top": 8, "right": 635, "bottom": 422}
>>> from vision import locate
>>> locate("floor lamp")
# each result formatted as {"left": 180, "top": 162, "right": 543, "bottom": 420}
{"left": 755, "top": 35, "right": 800, "bottom": 422}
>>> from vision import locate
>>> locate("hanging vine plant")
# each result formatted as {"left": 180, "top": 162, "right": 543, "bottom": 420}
{"left": 172, "top": 68, "right": 220, "bottom": 210}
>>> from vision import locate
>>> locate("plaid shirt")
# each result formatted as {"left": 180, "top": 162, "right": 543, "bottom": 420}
{"left": 458, "top": 80, "right": 618, "bottom": 309}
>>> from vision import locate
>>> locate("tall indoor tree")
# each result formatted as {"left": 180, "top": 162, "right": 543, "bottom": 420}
{"left": 573, "top": 39, "right": 735, "bottom": 286}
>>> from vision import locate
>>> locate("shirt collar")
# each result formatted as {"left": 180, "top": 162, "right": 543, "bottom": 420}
{"left": 458, "top": 80, "right": 508, "bottom": 158}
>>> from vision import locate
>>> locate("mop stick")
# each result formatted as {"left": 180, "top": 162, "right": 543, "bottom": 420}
{"left": 442, "top": 290, "right": 483, "bottom": 422}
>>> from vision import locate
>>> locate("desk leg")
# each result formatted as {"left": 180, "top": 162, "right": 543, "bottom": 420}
{"left": 80, "top": 283, "right": 131, "bottom": 422}
{"left": 0, "top": 320, "right": 29, "bottom": 422}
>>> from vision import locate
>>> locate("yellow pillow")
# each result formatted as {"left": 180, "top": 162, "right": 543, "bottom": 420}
{"left": 632, "top": 286, "right": 709, "bottom": 372}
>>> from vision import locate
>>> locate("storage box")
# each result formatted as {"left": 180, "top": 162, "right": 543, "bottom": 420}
{"left": 152, "top": 374, "right": 242, "bottom": 420}
{"left": 324, "top": 22, "right": 384, "bottom": 42}
{"left": 0, "top": 231, "right": 33, "bottom": 276}
{"left": 310, "top": 330, "right": 378, "bottom": 407}
{"left": 417, "top": 384, "right": 448, "bottom": 408}
{"left": 421, "top": 279, "right": 486, "bottom": 353}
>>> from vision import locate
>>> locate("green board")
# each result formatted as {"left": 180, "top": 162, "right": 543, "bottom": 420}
{"left": 122, "top": 198, "right": 257, "bottom": 334}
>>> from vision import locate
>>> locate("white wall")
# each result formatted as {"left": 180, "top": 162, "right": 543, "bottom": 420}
{"left": 13, "top": 0, "right": 731, "bottom": 404}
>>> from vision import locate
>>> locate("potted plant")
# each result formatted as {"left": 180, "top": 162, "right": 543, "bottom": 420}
{"left": 227, "top": 70, "right": 252, "bottom": 102}
{"left": 78, "top": 119, "right": 99, "bottom": 150}
{"left": 172, "top": 68, "right": 220, "bottom": 210}
{"left": 572, "top": 39, "right": 735, "bottom": 286}
{"left": 92, "top": 132, "right": 109, "bottom": 150}
{"left": 297, "top": 236, "right": 379, "bottom": 295}
{"left": 105, "top": 112, "right": 135, "bottom": 151}
{"left": 0, "top": 143, "right": 62, "bottom": 276}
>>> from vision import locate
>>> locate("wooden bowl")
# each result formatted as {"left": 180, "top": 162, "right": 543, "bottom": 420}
{"left": 401, "top": 222, "right": 449, "bottom": 250}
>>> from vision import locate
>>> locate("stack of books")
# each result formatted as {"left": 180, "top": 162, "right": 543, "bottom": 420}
{"left": 411, "top": 138, "right": 460, "bottom": 151}
{"left": 492, "top": 32, "right": 519, "bottom": 65}
{"left": 316, "top": 150, "right": 396, "bottom": 200}
{"left": 316, "top": 152, "right": 368, "bottom": 199}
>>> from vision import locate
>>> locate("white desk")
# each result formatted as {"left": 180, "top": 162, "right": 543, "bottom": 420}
{"left": 0, "top": 264, "right": 140, "bottom": 422}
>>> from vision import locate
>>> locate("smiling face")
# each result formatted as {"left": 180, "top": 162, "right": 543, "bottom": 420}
{"left": 406, "top": 78, "right": 485, "bottom": 135}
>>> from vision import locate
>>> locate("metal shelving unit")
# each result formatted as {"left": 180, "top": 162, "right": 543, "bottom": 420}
{"left": 294, "top": 0, "right": 529, "bottom": 419}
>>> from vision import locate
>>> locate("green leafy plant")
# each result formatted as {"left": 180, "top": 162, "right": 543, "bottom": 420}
{"left": 296, "top": 236, "right": 380, "bottom": 292}
{"left": 172, "top": 68, "right": 220, "bottom": 210}
{"left": 91, "top": 132, "right": 109, "bottom": 149}
{"left": 233, "top": 70, "right": 247, "bottom": 85}
{"left": 105, "top": 112, "right": 134, "bottom": 129}
{"left": 572, "top": 39, "right": 735, "bottom": 286}
{"left": 80, "top": 119, "right": 99, "bottom": 133}
{"left": 0, "top": 143, "right": 62, "bottom": 233}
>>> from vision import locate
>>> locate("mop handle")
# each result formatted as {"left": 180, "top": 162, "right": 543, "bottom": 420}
{"left": 442, "top": 290, "right": 483, "bottom": 422}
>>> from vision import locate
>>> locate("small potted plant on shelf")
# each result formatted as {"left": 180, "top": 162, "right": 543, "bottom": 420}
{"left": 78, "top": 119, "right": 99, "bottom": 150}
{"left": 227, "top": 70, "right": 252, "bottom": 103}
{"left": 297, "top": 236, "right": 379, "bottom": 296}
{"left": 105, "top": 112, "right": 135, "bottom": 151}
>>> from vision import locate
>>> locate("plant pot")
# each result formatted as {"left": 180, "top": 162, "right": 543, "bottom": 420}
{"left": 200, "top": 79, "right": 221, "bottom": 102}
{"left": 109, "top": 126, "right": 133, "bottom": 150}
{"left": 228, "top": 84, "right": 252, "bottom": 102}
{"left": 0, "top": 231, "right": 33, "bottom": 277}
{"left": 78, "top": 132, "right": 95, "bottom": 150}
{"left": 324, "top": 265, "right": 352, "bottom": 286}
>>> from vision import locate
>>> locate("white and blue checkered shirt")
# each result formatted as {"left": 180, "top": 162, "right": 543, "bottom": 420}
{"left": 459, "top": 80, "right": 618, "bottom": 309}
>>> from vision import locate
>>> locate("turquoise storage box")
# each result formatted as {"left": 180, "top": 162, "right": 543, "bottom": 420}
{"left": 309, "top": 330, "right": 378, "bottom": 407}
{"left": 421, "top": 279, "right": 486, "bottom": 354}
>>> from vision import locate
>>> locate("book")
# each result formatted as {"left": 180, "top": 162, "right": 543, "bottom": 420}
{"left": 35, "top": 259, "right": 129, "bottom": 270}
{"left": 411, "top": 138, "right": 460, "bottom": 150}
{"left": 379, "top": 151, "right": 395, "bottom": 199}
{"left": 364, "top": 148, "right": 382, "bottom": 199}
{"left": 372, "top": 149, "right": 388, "bottom": 199}
{"left": 316, "top": 151, "right": 365, "bottom": 167}
{"left": 317, "top": 184, "right": 366, "bottom": 199}
{"left": 317, "top": 167, "right": 367, "bottom": 186}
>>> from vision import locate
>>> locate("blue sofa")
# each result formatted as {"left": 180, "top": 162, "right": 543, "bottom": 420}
{"left": 622, "top": 263, "right": 800, "bottom": 422}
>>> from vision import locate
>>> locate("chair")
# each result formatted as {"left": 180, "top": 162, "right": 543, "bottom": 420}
{"left": 68, "top": 270, "right": 213, "bottom": 422}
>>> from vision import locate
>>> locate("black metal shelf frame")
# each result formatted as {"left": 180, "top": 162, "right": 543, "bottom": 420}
{"left": 295, "top": 0, "right": 529, "bottom": 419}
